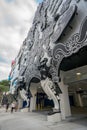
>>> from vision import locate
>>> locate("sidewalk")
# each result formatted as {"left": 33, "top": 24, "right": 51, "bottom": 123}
{"left": 0, "top": 107, "right": 11, "bottom": 113}
{"left": 0, "top": 110, "right": 87, "bottom": 130}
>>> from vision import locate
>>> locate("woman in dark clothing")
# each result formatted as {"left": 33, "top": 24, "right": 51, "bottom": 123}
{"left": 6, "top": 103, "right": 9, "bottom": 112}
{"left": 1, "top": 93, "right": 9, "bottom": 112}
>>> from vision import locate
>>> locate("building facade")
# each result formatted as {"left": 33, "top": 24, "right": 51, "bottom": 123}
{"left": 9, "top": 0, "right": 87, "bottom": 122}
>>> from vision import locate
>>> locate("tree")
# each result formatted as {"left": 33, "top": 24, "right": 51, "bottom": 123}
{"left": 0, "top": 80, "right": 10, "bottom": 87}
{"left": 0, "top": 80, "right": 10, "bottom": 102}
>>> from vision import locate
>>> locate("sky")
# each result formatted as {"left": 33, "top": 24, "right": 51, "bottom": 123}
{"left": 0, "top": 0, "right": 43, "bottom": 81}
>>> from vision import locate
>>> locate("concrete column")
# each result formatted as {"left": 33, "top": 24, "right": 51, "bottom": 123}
{"left": 30, "top": 96, "right": 36, "bottom": 112}
{"left": 30, "top": 84, "right": 37, "bottom": 112}
{"left": 78, "top": 94, "right": 83, "bottom": 107}
{"left": 59, "top": 72, "right": 71, "bottom": 120}
{"left": 74, "top": 92, "right": 79, "bottom": 106}
{"left": 18, "top": 98, "right": 23, "bottom": 109}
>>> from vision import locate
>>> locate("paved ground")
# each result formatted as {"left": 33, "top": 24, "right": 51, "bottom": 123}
{"left": 0, "top": 108, "right": 87, "bottom": 130}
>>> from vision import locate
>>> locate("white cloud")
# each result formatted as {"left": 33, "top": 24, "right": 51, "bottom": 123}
{"left": 0, "top": 0, "right": 38, "bottom": 80}
{"left": 0, "top": 62, "right": 11, "bottom": 81}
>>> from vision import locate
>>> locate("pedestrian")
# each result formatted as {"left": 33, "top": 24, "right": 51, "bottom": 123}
{"left": 6, "top": 102, "right": 9, "bottom": 112}
{"left": 1, "top": 92, "right": 9, "bottom": 112}
{"left": 11, "top": 101, "right": 15, "bottom": 113}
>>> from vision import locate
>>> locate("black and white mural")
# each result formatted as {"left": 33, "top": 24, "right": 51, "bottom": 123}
{"left": 10, "top": 0, "right": 87, "bottom": 113}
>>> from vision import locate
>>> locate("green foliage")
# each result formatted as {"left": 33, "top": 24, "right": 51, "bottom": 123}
{"left": 0, "top": 80, "right": 10, "bottom": 86}
{"left": 0, "top": 85, "right": 9, "bottom": 92}
{"left": 0, "top": 80, "right": 10, "bottom": 92}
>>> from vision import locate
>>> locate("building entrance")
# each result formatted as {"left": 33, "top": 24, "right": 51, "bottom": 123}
{"left": 63, "top": 65, "right": 87, "bottom": 115}
{"left": 68, "top": 81, "right": 87, "bottom": 115}
{"left": 35, "top": 92, "right": 54, "bottom": 111}
{"left": 30, "top": 82, "right": 54, "bottom": 112}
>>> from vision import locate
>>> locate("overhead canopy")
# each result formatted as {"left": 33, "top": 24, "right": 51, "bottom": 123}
{"left": 60, "top": 46, "right": 87, "bottom": 71}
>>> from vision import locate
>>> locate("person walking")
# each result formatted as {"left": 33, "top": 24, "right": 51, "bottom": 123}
{"left": 1, "top": 92, "right": 9, "bottom": 112}
{"left": 6, "top": 102, "right": 9, "bottom": 112}
{"left": 11, "top": 101, "right": 15, "bottom": 113}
